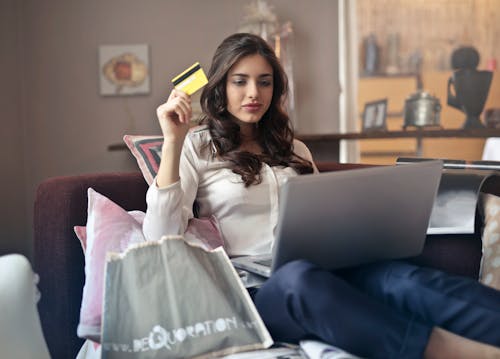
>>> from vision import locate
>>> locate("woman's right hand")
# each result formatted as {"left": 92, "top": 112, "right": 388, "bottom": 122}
{"left": 156, "top": 89, "right": 192, "bottom": 144}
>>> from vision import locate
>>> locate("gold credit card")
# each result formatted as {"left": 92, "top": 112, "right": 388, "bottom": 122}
{"left": 171, "top": 62, "right": 208, "bottom": 95}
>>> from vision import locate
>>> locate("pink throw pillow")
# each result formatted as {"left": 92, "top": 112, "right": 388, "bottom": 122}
{"left": 184, "top": 216, "right": 225, "bottom": 251}
{"left": 74, "top": 211, "right": 146, "bottom": 254}
{"left": 74, "top": 225, "right": 87, "bottom": 252}
{"left": 76, "top": 188, "right": 146, "bottom": 342}
{"left": 74, "top": 189, "right": 224, "bottom": 343}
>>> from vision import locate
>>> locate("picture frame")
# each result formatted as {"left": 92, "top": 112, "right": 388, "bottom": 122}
{"left": 98, "top": 44, "right": 150, "bottom": 96}
{"left": 362, "top": 98, "right": 388, "bottom": 131}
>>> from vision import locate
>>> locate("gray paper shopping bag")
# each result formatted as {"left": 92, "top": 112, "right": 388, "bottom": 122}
{"left": 101, "top": 236, "right": 273, "bottom": 359}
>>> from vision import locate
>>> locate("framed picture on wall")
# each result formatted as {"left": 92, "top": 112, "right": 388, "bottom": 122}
{"left": 99, "top": 44, "right": 150, "bottom": 96}
{"left": 362, "top": 98, "right": 388, "bottom": 132}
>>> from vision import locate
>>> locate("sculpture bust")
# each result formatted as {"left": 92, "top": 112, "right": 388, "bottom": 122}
{"left": 447, "top": 46, "right": 493, "bottom": 128}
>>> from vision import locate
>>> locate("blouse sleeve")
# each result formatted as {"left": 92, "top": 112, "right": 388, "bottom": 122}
{"left": 142, "top": 136, "right": 200, "bottom": 242}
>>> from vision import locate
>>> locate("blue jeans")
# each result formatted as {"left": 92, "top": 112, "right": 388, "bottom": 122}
{"left": 254, "top": 260, "right": 500, "bottom": 359}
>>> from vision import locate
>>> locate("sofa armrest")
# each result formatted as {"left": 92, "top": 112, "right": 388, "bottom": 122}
{"left": 33, "top": 172, "right": 148, "bottom": 359}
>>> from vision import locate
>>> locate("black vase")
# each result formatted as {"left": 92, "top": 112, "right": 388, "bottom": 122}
{"left": 447, "top": 69, "right": 493, "bottom": 129}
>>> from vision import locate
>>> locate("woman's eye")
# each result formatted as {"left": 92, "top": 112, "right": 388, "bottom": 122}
{"left": 232, "top": 80, "right": 246, "bottom": 86}
{"left": 230, "top": 78, "right": 272, "bottom": 87}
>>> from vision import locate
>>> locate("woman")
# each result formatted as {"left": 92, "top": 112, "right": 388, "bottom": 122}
{"left": 144, "top": 33, "right": 500, "bottom": 358}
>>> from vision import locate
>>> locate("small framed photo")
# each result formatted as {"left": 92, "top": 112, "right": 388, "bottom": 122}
{"left": 362, "top": 99, "right": 388, "bottom": 131}
{"left": 99, "top": 44, "right": 150, "bottom": 96}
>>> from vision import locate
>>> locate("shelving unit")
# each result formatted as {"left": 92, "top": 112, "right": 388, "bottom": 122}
{"left": 356, "top": 71, "right": 500, "bottom": 164}
{"left": 355, "top": 0, "right": 500, "bottom": 164}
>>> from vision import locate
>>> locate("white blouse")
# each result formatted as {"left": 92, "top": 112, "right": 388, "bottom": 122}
{"left": 143, "top": 126, "right": 317, "bottom": 257}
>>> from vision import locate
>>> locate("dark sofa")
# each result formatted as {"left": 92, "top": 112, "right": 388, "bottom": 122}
{"left": 33, "top": 163, "right": 483, "bottom": 358}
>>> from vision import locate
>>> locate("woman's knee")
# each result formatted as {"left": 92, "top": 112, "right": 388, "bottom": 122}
{"left": 255, "top": 259, "right": 326, "bottom": 314}
{"left": 265, "top": 259, "right": 322, "bottom": 295}
{"left": 340, "top": 260, "right": 422, "bottom": 298}
{"left": 257, "top": 259, "right": 349, "bottom": 312}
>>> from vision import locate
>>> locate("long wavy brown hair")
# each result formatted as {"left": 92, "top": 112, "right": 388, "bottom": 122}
{"left": 200, "top": 33, "right": 313, "bottom": 186}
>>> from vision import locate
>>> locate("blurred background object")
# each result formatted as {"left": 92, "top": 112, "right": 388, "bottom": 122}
{"left": 485, "top": 108, "right": 500, "bottom": 129}
{"left": 447, "top": 46, "right": 493, "bottom": 129}
{"left": 239, "top": 0, "right": 298, "bottom": 127}
{"left": 0, "top": 254, "right": 50, "bottom": 359}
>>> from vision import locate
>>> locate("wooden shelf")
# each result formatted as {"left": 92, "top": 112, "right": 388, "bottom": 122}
{"left": 298, "top": 128, "right": 500, "bottom": 141}
{"left": 297, "top": 128, "right": 500, "bottom": 162}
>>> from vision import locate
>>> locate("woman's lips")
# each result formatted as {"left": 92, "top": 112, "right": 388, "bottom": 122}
{"left": 243, "top": 103, "right": 262, "bottom": 112}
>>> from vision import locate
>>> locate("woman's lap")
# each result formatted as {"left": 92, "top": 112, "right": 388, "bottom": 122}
{"left": 254, "top": 259, "right": 500, "bottom": 357}
{"left": 254, "top": 260, "right": 431, "bottom": 358}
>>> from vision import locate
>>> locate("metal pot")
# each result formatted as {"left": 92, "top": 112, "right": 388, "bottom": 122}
{"left": 403, "top": 91, "right": 441, "bottom": 128}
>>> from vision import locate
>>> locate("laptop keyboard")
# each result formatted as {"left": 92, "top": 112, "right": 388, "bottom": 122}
{"left": 255, "top": 258, "right": 272, "bottom": 267}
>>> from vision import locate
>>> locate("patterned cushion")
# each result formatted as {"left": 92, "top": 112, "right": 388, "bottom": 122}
{"left": 479, "top": 193, "right": 500, "bottom": 290}
{"left": 123, "top": 135, "right": 163, "bottom": 185}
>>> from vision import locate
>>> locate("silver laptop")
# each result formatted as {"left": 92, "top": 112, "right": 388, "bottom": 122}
{"left": 231, "top": 160, "right": 442, "bottom": 278}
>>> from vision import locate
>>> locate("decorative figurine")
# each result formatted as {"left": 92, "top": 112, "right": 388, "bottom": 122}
{"left": 447, "top": 46, "right": 493, "bottom": 129}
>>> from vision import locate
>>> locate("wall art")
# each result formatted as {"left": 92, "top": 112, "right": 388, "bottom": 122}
{"left": 99, "top": 44, "right": 150, "bottom": 96}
